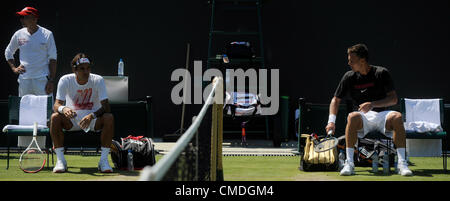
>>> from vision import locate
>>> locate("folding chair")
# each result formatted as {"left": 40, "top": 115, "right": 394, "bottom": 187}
{"left": 401, "top": 98, "right": 447, "bottom": 172}
{"left": 2, "top": 95, "right": 53, "bottom": 170}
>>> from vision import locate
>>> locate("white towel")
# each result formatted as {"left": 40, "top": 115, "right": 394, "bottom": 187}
{"left": 19, "top": 95, "right": 48, "bottom": 126}
{"left": 2, "top": 95, "right": 49, "bottom": 133}
{"left": 2, "top": 125, "right": 48, "bottom": 132}
{"left": 404, "top": 98, "right": 443, "bottom": 133}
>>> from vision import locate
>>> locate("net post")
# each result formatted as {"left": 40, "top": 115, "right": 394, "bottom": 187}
{"left": 210, "top": 103, "right": 218, "bottom": 181}
{"left": 210, "top": 76, "right": 223, "bottom": 181}
{"left": 216, "top": 101, "right": 224, "bottom": 181}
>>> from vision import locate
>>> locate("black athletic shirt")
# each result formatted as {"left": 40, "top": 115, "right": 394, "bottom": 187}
{"left": 334, "top": 65, "right": 395, "bottom": 112}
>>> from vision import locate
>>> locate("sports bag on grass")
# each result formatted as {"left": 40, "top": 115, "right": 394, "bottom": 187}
{"left": 299, "top": 134, "right": 338, "bottom": 171}
{"left": 110, "top": 135, "right": 156, "bottom": 170}
{"left": 337, "top": 136, "right": 396, "bottom": 167}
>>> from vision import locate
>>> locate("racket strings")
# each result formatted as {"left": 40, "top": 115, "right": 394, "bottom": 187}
{"left": 20, "top": 148, "right": 46, "bottom": 173}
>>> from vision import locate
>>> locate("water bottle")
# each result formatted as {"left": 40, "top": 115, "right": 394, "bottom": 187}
{"left": 371, "top": 150, "right": 378, "bottom": 173}
{"left": 383, "top": 151, "right": 389, "bottom": 174}
{"left": 394, "top": 155, "right": 398, "bottom": 173}
{"left": 118, "top": 58, "right": 124, "bottom": 76}
{"left": 338, "top": 150, "right": 345, "bottom": 171}
{"left": 127, "top": 149, "right": 134, "bottom": 171}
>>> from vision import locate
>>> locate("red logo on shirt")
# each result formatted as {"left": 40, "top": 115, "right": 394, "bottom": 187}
{"left": 74, "top": 88, "right": 93, "bottom": 110}
{"left": 18, "top": 38, "right": 28, "bottom": 46}
{"left": 354, "top": 82, "right": 374, "bottom": 89}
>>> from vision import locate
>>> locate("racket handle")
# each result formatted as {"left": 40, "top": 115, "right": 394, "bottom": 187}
{"left": 33, "top": 122, "right": 38, "bottom": 137}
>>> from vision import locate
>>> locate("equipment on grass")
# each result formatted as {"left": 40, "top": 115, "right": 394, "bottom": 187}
{"left": 336, "top": 136, "right": 397, "bottom": 167}
{"left": 299, "top": 132, "right": 338, "bottom": 171}
{"left": 19, "top": 122, "right": 46, "bottom": 173}
{"left": 110, "top": 135, "right": 156, "bottom": 170}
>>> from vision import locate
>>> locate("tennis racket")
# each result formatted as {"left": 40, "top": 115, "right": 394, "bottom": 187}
{"left": 313, "top": 130, "right": 339, "bottom": 153}
{"left": 19, "top": 122, "right": 46, "bottom": 173}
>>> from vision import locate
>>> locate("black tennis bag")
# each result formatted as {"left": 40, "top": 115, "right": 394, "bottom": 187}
{"left": 337, "top": 136, "right": 397, "bottom": 167}
{"left": 110, "top": 135, "right": 156, "bottom": 170}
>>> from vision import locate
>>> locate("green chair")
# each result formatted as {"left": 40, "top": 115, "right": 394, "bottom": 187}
{"left": 400, "top": 98, "right": 447, "bottom": 172}
{"left": 2, "top": 95, "right": 53, "bottom": 170}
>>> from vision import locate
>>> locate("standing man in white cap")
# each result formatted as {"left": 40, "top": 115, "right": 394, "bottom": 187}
{"left": 5, "top": 7, "right": 57, "bottom": 96}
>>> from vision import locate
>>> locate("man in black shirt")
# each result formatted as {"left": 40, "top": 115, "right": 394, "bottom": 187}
{"left": 326, "top": 44, "right": 412, "bottom": 176}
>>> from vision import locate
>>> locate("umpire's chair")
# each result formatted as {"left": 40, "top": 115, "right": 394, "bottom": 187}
{"left": 2, "top": 95, "right": 54, "bottom": 170}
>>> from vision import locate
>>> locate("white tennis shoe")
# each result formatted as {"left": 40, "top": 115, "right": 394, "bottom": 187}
{"left": 339, "top": 161, "right": 355, "bottom": 176}
{"left": 53, "top": 160, "right": 67, "bottom": 173}
{"left": 397, "top": 160, "right": 413, "bottom": 176}
{"left": 98, "top": 159, "right": 113, "bottom": 173}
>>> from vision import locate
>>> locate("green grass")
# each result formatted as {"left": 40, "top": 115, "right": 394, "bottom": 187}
{"left": 0, "top": 153, "right": 142, "bottom": 181}
{"left": 1, "top": 153, "right": 448, "bottom": 181}
{"left": 223, "top": 156, "right": 450, "bottom": 181}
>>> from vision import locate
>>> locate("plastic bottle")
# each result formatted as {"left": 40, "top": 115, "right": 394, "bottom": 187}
{"left": 394, "top": 155, "right": 398, "bottom": 173}
{"left": 383, "top": 151, "right": 389, "bottom": 174}
{"left": 338, "top": 150, "right": 345, "bottom": 171}
{"left": 127, "top": 149, "right": 134, "bottom": 171}
{"left": 371, "top": 150, "right": 378, "bottom": 173}
{"left": 118, "top": 58, "right": 124, "bottom": 76}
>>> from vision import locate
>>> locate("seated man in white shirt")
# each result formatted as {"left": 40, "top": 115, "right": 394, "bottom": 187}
{"left": 50, "top": 53, "right": 114, "bottom": 173}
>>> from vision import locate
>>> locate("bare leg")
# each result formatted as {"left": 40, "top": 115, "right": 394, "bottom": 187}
{"left": 345, "top": 112, "right": 363, "bottom": 148}
{"left": 385, "top": 111, "right": 406, "bottom": 148}
{"left": 50, "top": 113, "right": 73, "bottom": 148}
{"left": 94, "top": 113, "right": 115, "bottom": 148}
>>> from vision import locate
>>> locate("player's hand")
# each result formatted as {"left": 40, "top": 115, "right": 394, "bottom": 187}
{"left": 358, "top": 102, "right": 373, "bottom": 113}
{"left": 45, "top": 81, "right": 54, "bottom": 94}
{"left": 13, "top": 65, "right": 26, "bottom": 74}
{"left": 78, "top": 114, "right": 93, "bottom": 130}
{"left": 325, "top": 122, "right": 335, "bottom": 135}
{"left": 62, "top": 107, "right": 77, "bottom": 119}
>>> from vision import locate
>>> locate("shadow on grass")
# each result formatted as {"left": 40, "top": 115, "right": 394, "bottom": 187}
{"left": 0, "top": 155, "right": 20, "bottom": 160}
{"left": 410, "top": 169, "right": 447, "bottom": 177}
{"left": 357, "top": 168, "right": 448, "bottom": 177}
{"left": 65, "top": 167, "right": 140, "bottom": 177}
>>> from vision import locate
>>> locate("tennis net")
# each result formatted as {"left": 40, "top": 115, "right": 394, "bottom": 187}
{"left": 139, "top": 77, "right": 223, "bottom": 181}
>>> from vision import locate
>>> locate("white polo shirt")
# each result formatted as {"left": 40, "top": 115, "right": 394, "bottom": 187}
{"left": 5, "top": 25, "right": 57, "bottom": 79}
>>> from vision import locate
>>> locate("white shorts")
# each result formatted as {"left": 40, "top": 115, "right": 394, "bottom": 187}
{"left": 64, "top": 111, "right": 99, "bottom": 132}
{"left": 18, "top": 76, "right": 52, "bottom": 97}
{"left": 357, "top": 110, "right": 395, "bottom": 138}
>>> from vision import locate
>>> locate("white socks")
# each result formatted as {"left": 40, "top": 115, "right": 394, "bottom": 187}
{"left": 346, "top": 147, "right": 406, "bottom": 164}
{"left": 346, "top": 148, "right": 354, "bottom": 163}
{"left": 397, "top": 148, "right": 406, "bottom": 163}
{"left": 54, "top": 147, "right": 66, "bottom": 163}
{"left": 100, "top": 147, "right": 110, "bottom": 162}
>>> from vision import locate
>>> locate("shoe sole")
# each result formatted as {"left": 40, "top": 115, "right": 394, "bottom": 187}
{"left": 340, "top": 172, "right": 355, "bottom": 176}
{"left": 99, "top": 169, "right": 113, "bottom": 173}
{"left": 98, "top": 165, "right": 113, "bottom": 173}
{"left": 53, "top": 168, "right": 67, "bottom": 173}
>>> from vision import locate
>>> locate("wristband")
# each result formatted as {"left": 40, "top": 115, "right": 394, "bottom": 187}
{"left": 90, "top": 112, "right": 97, "bottom": 119}
{"left": 58, "top": 106, "right": 66, "bottom": 114}
{"left": 328, "top": 114, "right": 336, "bottom": 124}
